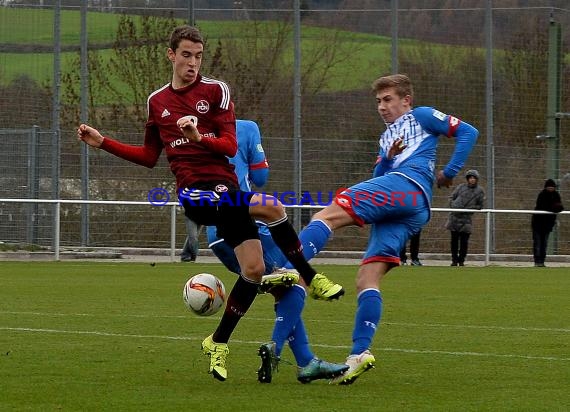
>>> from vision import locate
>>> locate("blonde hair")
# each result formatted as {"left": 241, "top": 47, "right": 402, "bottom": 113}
{"left": 371, "top": 74, "right": 413, "bottom": 99}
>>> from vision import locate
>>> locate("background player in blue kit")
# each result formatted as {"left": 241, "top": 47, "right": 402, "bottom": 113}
{"left": 273, "top": 74, "right": 479, "bottom": 384}
{"left": 207, "top": 119, "right": 348, "bottom": 383}
{"left": 206, "top": 119, "right": 275, "bottom": 277}
{"left": 206, "top": 119, "right": 280, "bottom": 279}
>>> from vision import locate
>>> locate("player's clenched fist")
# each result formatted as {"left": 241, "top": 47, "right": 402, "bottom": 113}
{"left": 387, "top": 138, "right": 407, "bottom": 160}
{"left": 77, "top": 124, "right": 104, "bottom": 148}
{"left": 436, "top": 170, "right": 453, "bottom": 188}
{"left": 177, "top": 116, "right": 202, "bottom": 142}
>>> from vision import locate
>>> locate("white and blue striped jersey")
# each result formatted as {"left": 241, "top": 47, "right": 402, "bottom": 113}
{"left": 373, "top": 106, "right": 479, "bottom": 201}
{"left": 231, "top": 120, "right": 269, "bottom": 191}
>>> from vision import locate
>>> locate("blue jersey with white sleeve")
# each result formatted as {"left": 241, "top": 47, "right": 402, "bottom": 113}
{"left": 207, "top": 120, "right": 281, "bottom": 273}
{"left": 372, "top": 106, "right": 479, "bottom": 202}
{"left": 231, "top": 119, "right": 269, "bottom": 191}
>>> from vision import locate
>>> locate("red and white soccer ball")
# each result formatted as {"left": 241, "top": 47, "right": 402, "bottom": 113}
{"left": 183, "top": 273, "right": 226, "bottom": 316}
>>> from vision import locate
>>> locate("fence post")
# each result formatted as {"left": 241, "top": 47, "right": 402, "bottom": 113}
{"left": 485, "top": 0, "right": 496, "bottom": 254}
{"left": 292, "top": 0, "right": 302, "bottom": 233}
{"left": 391, "top": 0, "right": 398, "bottom": 73}
{"left": 51, "top": 0, "right": 62, "bottom": 254}
{"left": 54, "top": 201, "right": 60, "bottom": 261}
{"left": 485, "top": 210, "right": 491, "bottom": 266}
{"left": 546, "top": 18, "right": 562, "bottom": 254}
{"left": 170, "top": 204, "right": 177, "bottom": 262}
{"left": 27, "top": 126, "right": 40, "bottom": 245}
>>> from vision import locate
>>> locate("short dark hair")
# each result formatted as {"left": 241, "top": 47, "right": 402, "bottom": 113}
{"left": 371, "top": 74, "right": 413, "bottom": 99}
{"left": 169, "top": 25, "right": 203, "bottom": 51}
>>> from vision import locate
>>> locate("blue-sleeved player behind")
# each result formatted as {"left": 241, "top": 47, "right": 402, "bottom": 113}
{"left": 262, "top": 74, "right": 479, "bottom": 385}
{"left": 206, "top": 119, "right": 349, "bottom": 383}
{"left": 206, "top": 119, "right": 282, "bottom": 277}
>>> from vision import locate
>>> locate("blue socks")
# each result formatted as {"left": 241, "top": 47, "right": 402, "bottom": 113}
{"left": 351, "top": 289, "right": 382, "bottom": 355}
{"left": 284, "top": 219, "right": 332, "bottom": 269}
{"left": 272, "top": 285, "right": 306, "bottom": 356}
{"left": 286, "top": 317, "right": 314, "bottom": 368}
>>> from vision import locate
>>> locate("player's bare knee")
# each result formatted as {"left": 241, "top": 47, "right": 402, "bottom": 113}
{"left": 312, "top": 209, "right": 335, "bottom": 228}
{"left": 265, "top": 202, "right": 286, "bottom": 221}
{"left": 356, "top": 263, "right": 387, "bottom": 291}
{"left": 241, "top": 261, "right": 265, "bottom": 282}
{"left": 249, "top": 196, "right": 285, "bottom": 222}
{"left": 312, "top": 204, "right": 352, "bottom": 229}
{"left": 312, "top": 208, "right": 328, "bottom": 221}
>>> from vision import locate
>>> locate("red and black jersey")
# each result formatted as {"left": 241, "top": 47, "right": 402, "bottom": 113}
{"left": 101, "top": 74, "right": 238, "bottom": 190}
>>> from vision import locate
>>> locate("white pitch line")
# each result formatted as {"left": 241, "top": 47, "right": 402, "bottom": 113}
{"left": 377, "top": 347, "right": 570, "bottom": 362}
{"left": 1, "top": 310, "right": 569, "bottom": 333}
{"left": 1, "top": 326, "right": 569, "bottom": 362}
{"left": 382, "top": 321, "right": 570, "bottom": 333}
{"left": 0, "top": 310, "right": 190, "bottom": 319}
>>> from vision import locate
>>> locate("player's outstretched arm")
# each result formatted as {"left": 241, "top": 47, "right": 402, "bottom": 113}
{"left": 442, "top": 121, "right": 479, "bottom": 181}
{"left": 77, "top": 123, "right": 162, "bottom": 168}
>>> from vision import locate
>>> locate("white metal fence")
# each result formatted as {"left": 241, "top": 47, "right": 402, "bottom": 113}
{"left": 1, "top": 198, "right": 567, "bottom": 265}
{"left": 1, "top": 3, "right": 569, "bottom": 246}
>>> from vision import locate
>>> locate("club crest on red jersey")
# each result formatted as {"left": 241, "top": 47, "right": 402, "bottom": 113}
{"left": 196, "top": 100, "right": 209, "bottom": 114}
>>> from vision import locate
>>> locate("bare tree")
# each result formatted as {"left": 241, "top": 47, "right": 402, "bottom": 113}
{"left": 61, "top": 14, "right": 177, "bottom": 130}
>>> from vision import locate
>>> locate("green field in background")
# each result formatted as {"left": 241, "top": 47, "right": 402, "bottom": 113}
{"left": 0, "top": 7, "right": 391, "bottom": 92}
{"left": 1, "top": 261, "right": 569, "bottom": 411}
{"left": 2, "top": 6, "right": 570, "bottom": 95}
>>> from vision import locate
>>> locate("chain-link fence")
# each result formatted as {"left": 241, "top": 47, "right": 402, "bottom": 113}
{"left": 0, "top": 1, "right": 569, "bottom": 257}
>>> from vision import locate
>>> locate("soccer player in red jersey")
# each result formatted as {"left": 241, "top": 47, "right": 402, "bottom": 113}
{"left": 77, "top": 25, "right": 343, "bottom": 382}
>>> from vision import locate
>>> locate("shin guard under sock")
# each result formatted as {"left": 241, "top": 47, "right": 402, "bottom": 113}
{"left": 351, "top": 289, "right": 382, "bottom": 355}
{"left": 272, "top": 285, "right": 306, "bottom": 356}
{"left": 267, "top": 216, "right": 317, "bottom": 285}
{"left": 213, "top": 275, "right": 259, "bottom": 343}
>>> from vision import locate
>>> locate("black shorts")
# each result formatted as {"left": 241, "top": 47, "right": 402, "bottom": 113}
{"left": 179, "top": 186, "right": 259, "bottom": 249}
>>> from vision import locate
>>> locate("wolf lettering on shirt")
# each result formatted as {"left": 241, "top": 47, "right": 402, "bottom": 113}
{"left": 146, "top": 74, "right": 238, "bottom": 189}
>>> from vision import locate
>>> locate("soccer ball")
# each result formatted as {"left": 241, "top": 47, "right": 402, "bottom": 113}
{"left": 183, "top": 273, "right": 226, "bottom": 316}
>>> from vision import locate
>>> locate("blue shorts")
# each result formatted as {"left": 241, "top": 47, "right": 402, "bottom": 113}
{"left": 335, "top": 173, "right": 430, "bottom": 264}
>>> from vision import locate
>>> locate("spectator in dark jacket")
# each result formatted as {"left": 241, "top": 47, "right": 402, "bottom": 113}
{"left": 531, "top": 179, "right": 564, "bottom": 267}
{"left": 446, "top": 169, "right": 485, "bottom": 266}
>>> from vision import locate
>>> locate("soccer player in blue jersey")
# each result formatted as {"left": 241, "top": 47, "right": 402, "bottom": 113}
{"left": 275, "top": 74, "right": 479, "bottom": 384}
{"left": 207, "top": 119, "right": 348, "bottom": 383}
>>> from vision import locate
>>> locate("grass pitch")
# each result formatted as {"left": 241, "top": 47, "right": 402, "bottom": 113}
{"left": 1, "top": 262, "right": 569, "bottom": 411}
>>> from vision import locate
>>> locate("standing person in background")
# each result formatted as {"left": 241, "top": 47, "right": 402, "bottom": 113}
{"left": 446, "top": 169, "right": 485, "bottom": 266}
{"left": 77, "top": 25, "right": 343, "bottom": 382}
{"left": 531, "top": 178, "right": 564, "bottom": 267}
{"left": 400, "top": 231, "right": 422, "bottom": 266}
{"left": 180, "top": 217, "right": 201, "bottom": 262}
